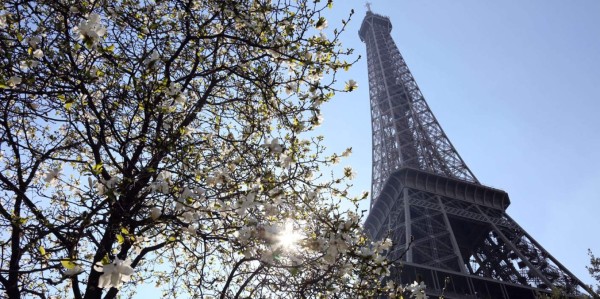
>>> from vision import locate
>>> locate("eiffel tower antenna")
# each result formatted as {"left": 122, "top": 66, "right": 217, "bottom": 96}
{"left": 359, "top": 10, "right": 596, "bottom": 299}
{"left": 365, "top": 2, "right": 372, "bottom": 12}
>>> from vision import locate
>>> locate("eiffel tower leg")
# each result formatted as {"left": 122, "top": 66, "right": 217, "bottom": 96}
{"left": 438, "top": 195, "right": 469, "bottom": 274}
{"left": 404, "top": 188, "right": 414, "bottom": 263}
{"left": 474, "top": 205, "right": 553, "bottom": 288}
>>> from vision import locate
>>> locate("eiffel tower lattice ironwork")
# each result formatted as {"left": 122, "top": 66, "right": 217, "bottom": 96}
{"left": 359, "top": 11, "right": 596, "bottom": 299}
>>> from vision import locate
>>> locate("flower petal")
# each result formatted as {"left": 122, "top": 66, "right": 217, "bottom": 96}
{"left": 98, "top": 273, "right": 109, "bottom": 288}
{"left": 118, "top": 265, "right": 134, "bottom": 276}
{"left": 110, "top": 273, "right": 120, "bottom": 288}
{"left": 93, "top": 262, "right": 104, "bottom": 273}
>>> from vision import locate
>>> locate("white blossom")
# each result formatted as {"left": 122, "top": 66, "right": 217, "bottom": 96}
{"left": 343, "top": 166, "right": 356, "bottom": 180}
{"left": 341, "top": 147, "right": 352, "bottom": 157}
{"left": 373, "top": 264, "right": 390, "bottom": 276}
{"left": 279, "top": 153, "right": 293, "bottom": 168}
{"left": 150, "top": 207, "right": 161, "bottom": 220}
{"left": 144, "top": 50, "right": 160, "bottom": 65}
{"left": 263, "top": 138, "right": 283, "bottom": 154}
{"left": 207, "top": 169, "right": 229, "bottom": 186}
{"left": 0, "top": 14, "right": 7, "bottom": 29}
{"left": 150, "top": 172, "right": 170, "bottom": 194}
{"left": 181, "top": 211, "right": 198, "bottom": 223}
{"left": 284, "top": 83, "right": 298, "bottom": 95}
{"left": 73, "top": 13, "right": 107, "bottom": 45}
{"left": 19, "top": 61, "right": 29, "bottom": 70}
{"left": 94, "top": 258, "right": 134, "bottom": 289}
{"left": 345, "top": 79, "right": 358, "bottom": 91}
{"left": 316, "top": 18, "right": 328, "bottom": 30}
{"left": 26, "top": 36, "right": 41, "bottom": 48}
{"left": 331, "top": 155, "right": 340, "bottom": 165}
{"left": 380, "top": 238, "right": 393, "bottom": 251}
{"left": 235, "top": 192, "right": 257, "bottom": 217}
{"left": 165, "top": 84, "right": 181, "bottom": 96}
{"left": 243, "top": 247, "right": 257, "bottom": 259}
{"left": 64, "top": 265, "right": 84, "bottom": 276}
{"left": 33, "top": 49, "right": 44, "bottom": 59}
{"left": 313, "top": 114, "right": 323, "bottom": 127}
{"left": 407, "top": 281, "right": 428, "bottom": 299}
{"left": 7, "top": 76, "right": 22, "bottom": 87}
{"left": 359, "top": 246, "right": 373, "bottom": 257}
{"left": 183, "top": 225, "right": 197, "bottom": 236}
{"left": 236, "top": 226, "right": 254, "bottom": 245}
{"left": 44, "top": 168, "right": 60, "bottom": 183}
{"left": 97, "top": 177, "right": 118, "bottom": 196}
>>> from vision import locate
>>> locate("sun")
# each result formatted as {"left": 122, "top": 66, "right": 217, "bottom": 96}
{"left": 276, "top": 220, "right": 302, "bottom": 250}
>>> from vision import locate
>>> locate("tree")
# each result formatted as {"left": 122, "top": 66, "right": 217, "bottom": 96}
{"left": 0, "top": 0, "right": 402, "bottom": 298}
{"left": 588, "top": 250, "right": 600, "bottom": 296}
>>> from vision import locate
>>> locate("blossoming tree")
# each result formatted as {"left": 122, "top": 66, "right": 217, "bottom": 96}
{"left": 588, "top": 250, "right": 600, "bottom": 296}
{"left": 0, "top": 0, "right": 402, "bottom": 298}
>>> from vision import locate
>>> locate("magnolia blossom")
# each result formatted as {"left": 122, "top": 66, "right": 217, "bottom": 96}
{"left": 64, "top": 265, "right": 84, "bottom": 276}
{"left": 235, "top": 192, "right": 257, "bottom": 217}
{"left": 345, "top": 79, "right": 358, "bottom": 91}
{"left": 26, "top": 36, "right": 41, "bottom": 48}
{"left": 94, "top": 258, "right": 134, "bottom": 289}
{"left": 407, "top": 281, "right": 428, "bottom": 299}
{"left": 183, "top": 225, "right": 197, "bottom": 236}
{"left": 0, "top": 14, "right": 7, "bottom": 28}
{"left": 165, "top": 84, "right": 181, "bottom": 96}
{"left": 236, "top": 225, "right": 254, "bottom": 245}
{"left": 312, "top": 114, "right": 323, "bottom": 127}
{"left": 341, "top": 147, "right": 352, "bottom": 157}
{"left": 268, "top": 188, "right": 284, "bottom": 205}
{"left": 150, "top": 172, "right": 170, "bottom": 194}
{"left": 386, "top": 280, "right": 396, "bottom": 291}
{"left": 343, "top": 166, "right": 356, "bottom": 180}
{"left": 181, "top": 211, "right": 198, "bottom": 223}
{"left": 284, "top": 83, "right": 298, "bottom": 95}
{"left": 373, "top": 263, "right": 390, "bottom": 276}
{"left": 33, "top": 49, "right": 44, "bottom": 59}
{"left": 331, "top": 155, "right": 340, "bottom": 165}
{"left": 143, "top": 50, "right": 160, "bottom": 65}
{"left": 329, "top": 236, "right": 349, "bottom": 255}
{"left": 97, "top": 177, "right": 118, "bottom": 196}
{"left": 206, "top": 169, "right": 229, "bottom": 186}
{"left": 305, "top": 190, "right": 317, "bottom": 200}
{"left": 243, "top": 247, "right": 257, "bottom": 259}
{"left": 7, "top": 76, "right": 21, "bottom": 87}
{"left": 279, "top": 153, "right": 293, "bottom": 168}
{"left": 263, "top": 138, "right": 283, "bottom": 154}
{"left": 380, "top": 238, "right": 393, "bottom": 251}
{"left": 359, "top": 246, "right": 373, "bottom": 257}
{"left": 316, "top": 18, "right": 328, "bottom": 30}
{"left": 44, "top": 168, "right": 60, "bottom": 183}
{"left": 179, "top": 186, "right": 197, "bottom": 201}
{"left": 73, "top": 13, "right": 107, "bottom": 44}
{"left": 150, "top": 207, "right": 161, "bottom": 220}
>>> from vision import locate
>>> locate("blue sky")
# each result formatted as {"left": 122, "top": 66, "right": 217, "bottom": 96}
{"left": 318, "top": 0, "right": 600, "bottom": 286}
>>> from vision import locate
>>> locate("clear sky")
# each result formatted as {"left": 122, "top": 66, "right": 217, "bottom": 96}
{"left": 318, "top": 0, "right": 600, "bottom": 287}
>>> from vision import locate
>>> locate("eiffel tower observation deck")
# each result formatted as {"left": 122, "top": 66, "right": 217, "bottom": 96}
{"left": 359, "top": 9, "right": 596, "bottom": 299}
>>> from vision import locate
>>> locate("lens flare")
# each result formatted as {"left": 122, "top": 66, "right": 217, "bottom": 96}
{"left": 277, "top": 220, "right": 302, "bottom": 250}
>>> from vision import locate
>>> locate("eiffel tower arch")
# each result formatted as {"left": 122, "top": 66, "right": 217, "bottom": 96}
{"left": 359, "top": 10, "right": 596, "bottom": 299}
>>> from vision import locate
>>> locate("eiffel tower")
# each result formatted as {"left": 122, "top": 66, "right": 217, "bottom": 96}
{"left": 359, "top": 9, "right": 596, "bottom": 299}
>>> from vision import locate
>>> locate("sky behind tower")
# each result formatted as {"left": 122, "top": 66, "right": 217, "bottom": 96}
{"left": 318, "top": 0, "right": 600, "bottom": 287}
